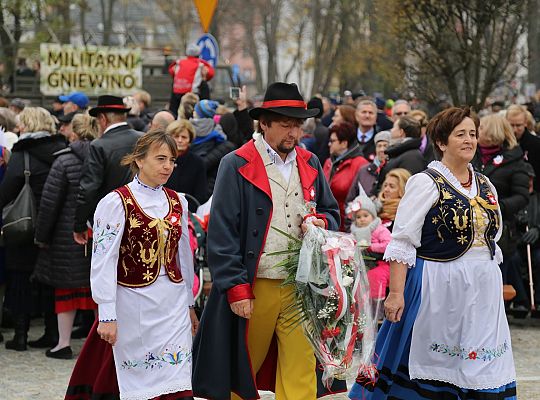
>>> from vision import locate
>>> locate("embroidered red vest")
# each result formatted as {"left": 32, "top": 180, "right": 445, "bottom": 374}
{"left": 114, "top": 185, "right": 183, "bottom": 287}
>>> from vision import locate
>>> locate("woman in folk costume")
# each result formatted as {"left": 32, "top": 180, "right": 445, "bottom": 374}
{"left": 350, "top": 107, "right": 516, "bottom": 400}
{"left": 65, "top": 129, "right": 197, "bottom": 400}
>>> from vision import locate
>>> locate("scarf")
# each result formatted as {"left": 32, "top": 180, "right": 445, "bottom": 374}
{"left": 350, "top": 217, "right": 381, "bottom": 247}
{"left": 478, "top": 144, "right": 501, "bottom": 166}
{"left": 378, "top": 197, "right": 401, "bottom": 221}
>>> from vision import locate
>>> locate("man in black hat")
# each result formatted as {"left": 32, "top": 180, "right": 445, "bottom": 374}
{"left": 73, "top": 95, "right": 142, "bottom": 245}
{"left": 57, "top": 111, "right": 80, "bottom": 142}
{"left": 193, "top": 82, "right": 339, "bottom": 400}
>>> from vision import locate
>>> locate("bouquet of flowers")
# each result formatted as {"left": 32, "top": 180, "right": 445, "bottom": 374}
{"left": 270, "top": 209, "right": 376, "bottom": 388}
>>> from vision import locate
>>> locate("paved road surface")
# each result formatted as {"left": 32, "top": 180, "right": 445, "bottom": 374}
{"left": 1, "top": 319, "right": 539, "bottom": 399}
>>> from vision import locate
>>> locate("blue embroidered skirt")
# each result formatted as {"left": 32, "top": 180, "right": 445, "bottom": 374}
{"left": 349, "top": 258, "right": 517, "bottom": 400}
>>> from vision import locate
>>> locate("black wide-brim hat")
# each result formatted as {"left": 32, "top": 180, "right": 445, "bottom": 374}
{"left": 249, "top": 82, "right": 320, "bottom": 120}
{"left": 89, "top": 95, "right": 131, "bottom": 117}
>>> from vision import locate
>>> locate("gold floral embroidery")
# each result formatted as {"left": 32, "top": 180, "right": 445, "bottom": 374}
{"left": 452, "top": 203, "right": 469, "bottom": 231}
{"left": 128, "top": 215, "right": 142, "bottom": 229}
{"left": 121, "top": 259, "right": 129, "bottom": 277}
{"left": 139, "top": 243, "right": 157, "bottom": 265}
{"left": 143, "top": 269, "right": 154, "bottom": 281}
{"left": 442, "top": 189, "right": 454, "bottom": 200}
{"left": 457, "top": 234, "right": 468, "bottom": 245}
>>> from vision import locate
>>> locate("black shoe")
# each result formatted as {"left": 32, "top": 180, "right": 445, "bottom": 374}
{"left": 509, "top": 305, "right": 529, "bottom": 319}
{"left": 46, "top": 346, "right": 73, "bottom": 359}
{"left": 5, "top": 334, "right": 27, "bottom": 351}
{"left": 71, "top": 325, "right": 91, "bottom": 339}
{"left": 28, "top": 333, "right": 58, "bottom": 349}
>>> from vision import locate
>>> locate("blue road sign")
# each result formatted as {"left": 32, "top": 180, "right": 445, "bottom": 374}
{"left": 196, "top": 33, "right": 219, "bottom": 68}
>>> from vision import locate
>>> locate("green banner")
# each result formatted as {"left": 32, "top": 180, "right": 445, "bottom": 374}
{"left": 40, "top": 43, "right": 142, "bottom": 96}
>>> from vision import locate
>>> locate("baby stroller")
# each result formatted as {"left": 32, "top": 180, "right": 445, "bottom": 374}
{"left": 184, "top": 194, "right": 210, "bottom": 315}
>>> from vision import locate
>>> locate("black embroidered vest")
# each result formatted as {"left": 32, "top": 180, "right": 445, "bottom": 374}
{"left": 416, "top": 169, "right": 500, "bottom": 262}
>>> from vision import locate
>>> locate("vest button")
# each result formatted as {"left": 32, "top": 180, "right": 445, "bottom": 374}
{"left": 256, "top": 208, "right": 263, "bottom": 215}
{"left": 286, "top": 214, "right": 290, "bottom": 218}
{"left": 252, "top": 229, "right": 258, "bottom": 236}
{"left": 295, "top": 192, "right": 298, "bottom": 196}
{"left": 247, "top": 251, "right": 255, "bottom": 258}
{"left": 285, "top": 203, "right": 289, "bottom": 207}
{"left": 288, "top": 224, "right": 292, "bottom": 228}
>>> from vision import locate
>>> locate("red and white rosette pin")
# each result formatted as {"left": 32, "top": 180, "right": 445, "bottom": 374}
{"left": 167, "top": 212, "right": 182, "bottom": 226}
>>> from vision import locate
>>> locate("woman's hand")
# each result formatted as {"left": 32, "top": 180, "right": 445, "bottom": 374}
{"left": 189, "top": 308, "right": 199, "bottom": 336}
{"left": 97, "top": 321, "right": 117, "bottom": 345}
{"left": 384, "top": 292, "right": 405, "bottom": 323}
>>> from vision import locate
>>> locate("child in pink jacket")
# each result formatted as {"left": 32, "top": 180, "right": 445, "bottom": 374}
{"left": 346, "top": 188, "right": 392, "bottom": 305}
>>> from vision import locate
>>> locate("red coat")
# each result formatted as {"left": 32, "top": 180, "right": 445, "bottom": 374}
{"left": 324, "top": 153, "right": 368, "bottom": 231}
{"left": 168, "top": 56, "right": 215, "bottom": 94}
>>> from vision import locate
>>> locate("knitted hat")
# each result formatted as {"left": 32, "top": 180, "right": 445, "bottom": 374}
{"left": 374, "top": 130, "right": 391, "bottom": 144}
{"left": 195, "top": 100, "right": 219, "bottom": 119}
{"left": 346, "top": 184, "right": 377, "bottom": 219}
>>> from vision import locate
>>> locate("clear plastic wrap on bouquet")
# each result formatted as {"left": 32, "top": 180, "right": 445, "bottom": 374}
{"left": 294, "top": 222, "right": 377, "bottom": 389}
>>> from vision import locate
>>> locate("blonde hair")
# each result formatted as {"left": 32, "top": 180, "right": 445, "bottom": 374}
{"left": 410, "top": 109, "right": 428, "bottom": 127}
{"left": 123, "top": 96, "right": 140, "bottom": 117}
{"left": 506, "top": 104, "right": 528, "bottom": 120}
{"left": 18, "top": 107, "right": 56, "bottom": 134}
{"left": 378, "top": 168, "right": 411, "bottom": 201}
{"left": 121, "top": 128, "right": 177, "bottom": 175}
{"left": 71, "top": 114, "right": 98, "bottom": 141}
{"left": 166, "top": 119, "right": 196, "bottom": 142}
{"left": 134, "top": 90, "right": 151, "bottom": 108}
{"left": 178, "top": 92, "right": 199, "bottom": 120}
{"left": 480, "top": 114, "right": 517, "bottom": 149}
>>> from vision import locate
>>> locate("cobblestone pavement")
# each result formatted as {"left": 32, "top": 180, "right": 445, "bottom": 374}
{"left": 1, "top": 319, "right": 539, "bottom": 399}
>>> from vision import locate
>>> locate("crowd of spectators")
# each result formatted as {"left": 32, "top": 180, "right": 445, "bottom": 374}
{"left": 1, "top": 75, "right": 540, "bottom": 363}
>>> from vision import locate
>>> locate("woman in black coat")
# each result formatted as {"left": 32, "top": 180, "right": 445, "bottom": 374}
{"left": 473, "top": 114, "right": 530, "bottom": 309}
{"left": 0, "top": 107, "right": 66, "bottom": 351}
{"left": 165, "top": 119, "right": 208, "bottom": 211}
{"left": 33, "top": 114, "right": 99, "bottom": 359}
{"left": 375, "top": 116, "right": 425, "bottom": 195}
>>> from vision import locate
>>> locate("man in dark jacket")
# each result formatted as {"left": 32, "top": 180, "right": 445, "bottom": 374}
{"left": 193, "top": 83, "right": 339, "bottom": 400}
{"left": 375, "top": 116, "right": 425, "bottom": 194}
{"left": 355, "top": 99, "right": 382, "bottom": 162}
{"left": 507, "top": 104, "right": 540, "bottom": 190}
{"left": 73, "top": 95, "right": 142, "bottom": 245}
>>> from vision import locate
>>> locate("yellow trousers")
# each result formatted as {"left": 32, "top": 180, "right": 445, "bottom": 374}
{"left": 232, "top": 278, "right": 316, "bottom": 400}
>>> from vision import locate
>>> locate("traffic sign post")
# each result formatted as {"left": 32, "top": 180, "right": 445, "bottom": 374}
{"left": 196, "top": 33, "right": 219, "bottom": 68}
{"left": 193, "top": 0, "right": 218, "bottom": 33}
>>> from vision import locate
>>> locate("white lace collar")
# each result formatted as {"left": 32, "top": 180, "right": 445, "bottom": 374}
{"left": 427, "top": 161, "right": 478, "bottom": 198}
{"left": 133, "top": 175, "right": 163, "bottom": 192}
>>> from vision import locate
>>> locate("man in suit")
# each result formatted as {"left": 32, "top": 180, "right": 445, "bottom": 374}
{"left": 73, "top": 95, "right": 142, "bottom": 245}
{"left": 355, "top": 99, "right": 379, "bottom": 161}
